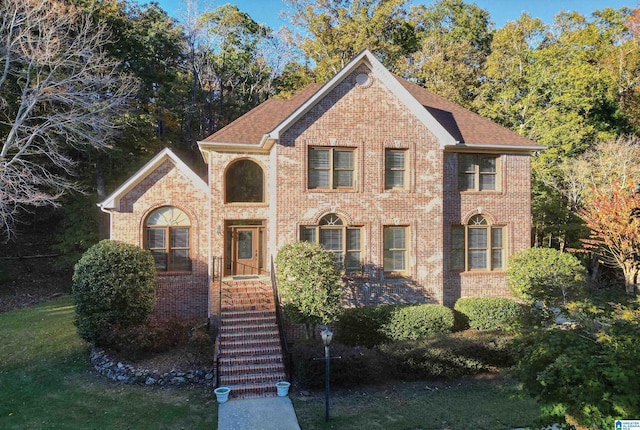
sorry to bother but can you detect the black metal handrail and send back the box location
[212,256,223,388]
[270,255,292,381]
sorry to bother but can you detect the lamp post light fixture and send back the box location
[321,328,333,422]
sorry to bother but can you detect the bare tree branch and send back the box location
[0,0,139,240]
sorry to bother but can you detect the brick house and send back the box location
[99,49,542,322]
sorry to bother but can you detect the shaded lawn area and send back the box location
[292,376,540,430]
[0,297,217,430]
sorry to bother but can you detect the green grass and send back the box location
[293,379,541,430]
[0,297,540,430]
[0,297,217,429]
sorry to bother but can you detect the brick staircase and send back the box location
[217,278,287,399]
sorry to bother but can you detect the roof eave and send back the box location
[446,143,546,152]
[98,148,209,211]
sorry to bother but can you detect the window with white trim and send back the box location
[452,215,505,271]
[308,148,355,189]
[145,206,191,272]
[301,214,362,271]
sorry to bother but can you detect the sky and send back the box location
[151,0,637,29]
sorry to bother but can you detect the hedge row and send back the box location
[454,297,522,330]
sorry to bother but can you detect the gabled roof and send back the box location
[98,148,209,211]
[198,49,542,154]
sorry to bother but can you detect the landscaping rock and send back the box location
[90,348,215,388]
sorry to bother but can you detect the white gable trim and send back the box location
[266,49,458,146]
[98,148,209,211]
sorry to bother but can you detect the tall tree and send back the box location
[195,4,277,133]
[580,182,640,295]
[283,0,416,81]
[0,0,137,239]
[398,0,493,107]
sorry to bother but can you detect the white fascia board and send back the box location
[446,143,546,152]
[197,140,271,155]
[97,148,209,211]
[267,50,373,141]
[266,49,458,147]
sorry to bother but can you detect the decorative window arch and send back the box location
[145,206,191,272]
[451,214,505,271]
[225,159,264,203]
[300,213,362,271]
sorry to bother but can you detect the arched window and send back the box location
[225,159,264,203]
[146,207,191,272]
[301,214,361,271]
[451,215,504,271]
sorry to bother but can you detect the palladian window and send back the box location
[145,206,191,272]
[452,215,504,272]
[301,214,362,271]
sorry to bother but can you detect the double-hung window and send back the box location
[385,149,407,190]
[308,148,355,189]
[146,206,192,272]
[301,214,362,271]
[458,154,499,191]
[452,215,504,271]
[383,226,408,273]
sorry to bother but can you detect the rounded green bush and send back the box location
[507,247,585,308]
[72,240,157,344]
[335,304,404,347]
[454,297,522,330]
[382,304,455,341]
[276,241,342,325]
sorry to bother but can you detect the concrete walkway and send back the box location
[218,396,301,430]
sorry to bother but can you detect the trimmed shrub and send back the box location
[291,340,393,388]
[454,297,522,330]
[72,240,157,345]
[379,330,516,380]
[276,241,342,326]
[334,304,405,347]
[507,247,585,309]
[382,304,454,341]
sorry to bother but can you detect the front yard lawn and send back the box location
[0,297,217,429]
[0,297,541,429]
[292,376,540,430]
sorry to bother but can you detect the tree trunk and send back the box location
[623,266,638,296]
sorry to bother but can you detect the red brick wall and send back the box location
[275,64,444,304]
[109,159,210,320]
[442,152,532,306]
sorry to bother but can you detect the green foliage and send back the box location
[514,300,640,428]
[382,304,454,341]
[72,240,157,344]
[334,304,405,347]
[276,241,342,325]
[378,330,515,379]
[102,319,213,362]
[507,247,585,310]
[0,262,9,285]
[454,297,522,330]
[291,341,391,389]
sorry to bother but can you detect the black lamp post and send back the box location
[321,328,333,422]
